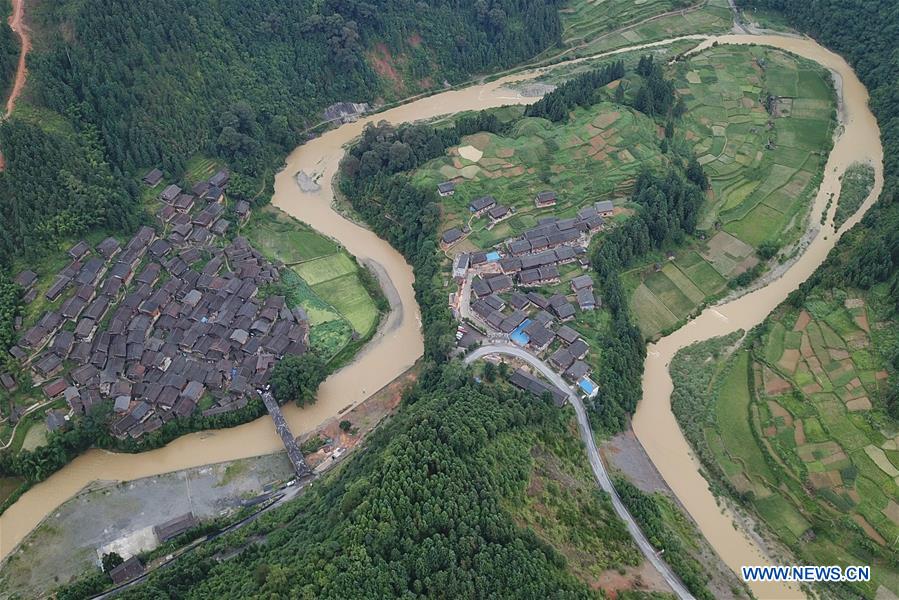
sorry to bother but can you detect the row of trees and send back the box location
[0,397,267,491]
[340,117,508,360]
[590,168,706,430]
[0,275,21,360]
[631,55,677,117]
[524,61,625,121]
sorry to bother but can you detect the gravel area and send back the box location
[0,453,293,598]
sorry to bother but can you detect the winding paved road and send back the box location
[465,344,695,600]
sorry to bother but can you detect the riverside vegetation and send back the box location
[2,0,894,597]
[659,2,899,594]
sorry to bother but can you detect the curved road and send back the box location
[465,344,695,600]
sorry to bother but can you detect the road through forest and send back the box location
[0,25,884,600]
[466,345,695,600]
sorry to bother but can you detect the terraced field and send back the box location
[556,0,733,58]
[677,45,835,243]
[413,101,663,249]
[627,45,836,337]
[693,290,899,596]
[560,0,691,45]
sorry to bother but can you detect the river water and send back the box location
[633,35,884,599]
[0,33,884,599]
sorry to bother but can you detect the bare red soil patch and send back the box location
[366,43,406,95]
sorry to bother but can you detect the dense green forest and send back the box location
[524,60,625,121]
[0,0,564,270]
[0,0,18,97]
[61,370,625,599]
[0,119,141,267]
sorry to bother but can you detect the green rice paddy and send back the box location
[627,45,835,337]
[686,289,898,597]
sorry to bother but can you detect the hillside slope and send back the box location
[0,0,563,269]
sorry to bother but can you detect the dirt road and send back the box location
[5,0,29,117]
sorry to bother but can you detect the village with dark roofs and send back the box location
[441,183,615,401]
[2,168,311,441]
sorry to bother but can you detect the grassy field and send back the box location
[244,207,340,264]
[246,207,382,356]
[674,286,899,598]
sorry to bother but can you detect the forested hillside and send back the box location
[61,370,635,599]
[0,0,563,269]
[0,0,18,97]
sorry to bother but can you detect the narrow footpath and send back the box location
[465,344,695,600]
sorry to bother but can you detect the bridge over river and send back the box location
[260,391,312,478]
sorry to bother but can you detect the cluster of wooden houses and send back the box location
[4,169,312,440]
[444,192,617,397]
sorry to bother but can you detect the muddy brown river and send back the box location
[634,35,884,599]
[0,33,884,600]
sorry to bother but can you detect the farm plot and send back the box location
[562,0,733,57]
[676,45,835,249]
[247,206,382,352]
[740,293,899,592]
[414,101,663,249]
[312,273,379,336]
[677,290,898,595]
[246,206,339,264]
[294,253,357,285]
[560,0,685,44]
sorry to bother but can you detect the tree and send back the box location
[757,239,780,260]
[270,354,327,406]
[483,361,497,382]
[339,419,352,432]
[686,157,709,190]
[613,82,626,104]
[102,552,124,574]
[498,361,509,378]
